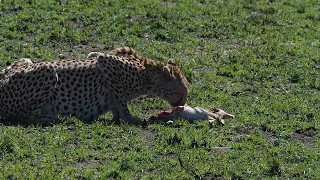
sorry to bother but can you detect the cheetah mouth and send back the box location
[171,93,185,107]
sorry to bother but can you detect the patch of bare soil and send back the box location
[199,173,225,180]
[75,160,99,168]
[261,124,279,145]
[261,125,317,147]
[194,66,214,73]
[232,126,253,142]
[161,1,176,8]
[73,42,102,53]
[57,43,104,60]
[290,127,317,147]
[141,128,155,147]
[72,21,84,31]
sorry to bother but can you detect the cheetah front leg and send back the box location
[106,92,141,124]
[116,107,142,124]
[111,108,121,124]
[110,98,142,125]
[112,106,142,124]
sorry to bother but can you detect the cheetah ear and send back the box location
[167,59,178,66]
[87,52,104,59]
[163,66,176,80]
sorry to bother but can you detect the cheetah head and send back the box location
[146,62,191,107]
[95,49,191,107]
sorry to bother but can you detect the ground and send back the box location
[0,0,319,179]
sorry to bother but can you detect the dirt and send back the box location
[290,127,317,147]
[55,43,104,61]
[72,21,84,31]
[74,159,99,168]
[73,42,102,53]
[263,126,317,147]
[161,1,176,8]
[141,128,156,147]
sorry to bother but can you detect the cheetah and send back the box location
[0,47,191,124]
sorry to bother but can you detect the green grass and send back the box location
[0,0,319,179]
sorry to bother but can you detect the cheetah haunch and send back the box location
[0,47,190,124]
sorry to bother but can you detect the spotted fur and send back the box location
[0,47,190,124]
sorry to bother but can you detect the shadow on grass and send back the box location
[0,116,152,128]
[0,117,113,127]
